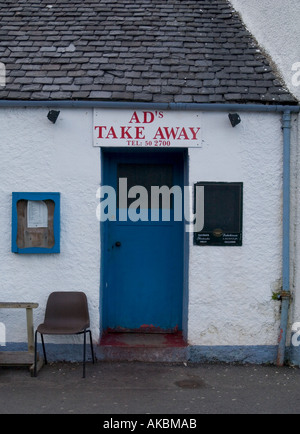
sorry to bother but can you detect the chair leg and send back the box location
[34,330,38,377]
[40,334,48,365]
[88,330,95,364]
[83,329,86,379]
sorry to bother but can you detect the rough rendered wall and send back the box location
[290,115,300,363]
[0,108,284,360]
[0,108,101,346]
[230,0,300,101]
[230,0,300,362]
[188,112,282,349]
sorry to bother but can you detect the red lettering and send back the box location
[189,127,201,140]
[178,128,189,140]
[106,127,118,139]
[94,126,107,139]
[121,126,133,139]
[135,126,145,139]
[153,127,165,140]
[143,111,155,124]
[163,127,179,140]
[129,112,140,124]
[96,123,200,142]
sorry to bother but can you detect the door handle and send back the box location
[115,241,122,247]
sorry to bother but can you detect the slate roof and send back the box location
[0,0,297,104]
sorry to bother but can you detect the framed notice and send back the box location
[194,182,243,246]
[12,192,60,254]
[27,201,48,228]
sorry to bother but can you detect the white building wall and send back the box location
[290,114,300,354]
[0,108,101,345]
[230,0,300,102]
[188,112,282,347]
[0,108,285,357]
[230,0,300,360]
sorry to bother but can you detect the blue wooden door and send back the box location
[102,151,184,333]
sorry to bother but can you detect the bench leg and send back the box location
[26,308,35,353]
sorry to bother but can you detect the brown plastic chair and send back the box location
[34,291,95,378]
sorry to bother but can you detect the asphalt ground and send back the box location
[0,361,300,415]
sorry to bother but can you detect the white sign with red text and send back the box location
[94,109,202,148]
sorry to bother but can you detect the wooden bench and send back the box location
[0,302,43,376]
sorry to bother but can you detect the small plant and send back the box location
[272,291,282,301]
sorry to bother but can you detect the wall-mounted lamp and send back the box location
[228,113,241,128]
[47,110,60,124]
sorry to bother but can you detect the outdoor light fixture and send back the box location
[47,110,60,124]
[228,113,241,128]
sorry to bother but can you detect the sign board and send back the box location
[27,200,48,228]
[94,109,202,148]
[194,182,243,246]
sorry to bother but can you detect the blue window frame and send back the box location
[12,192,60,254]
